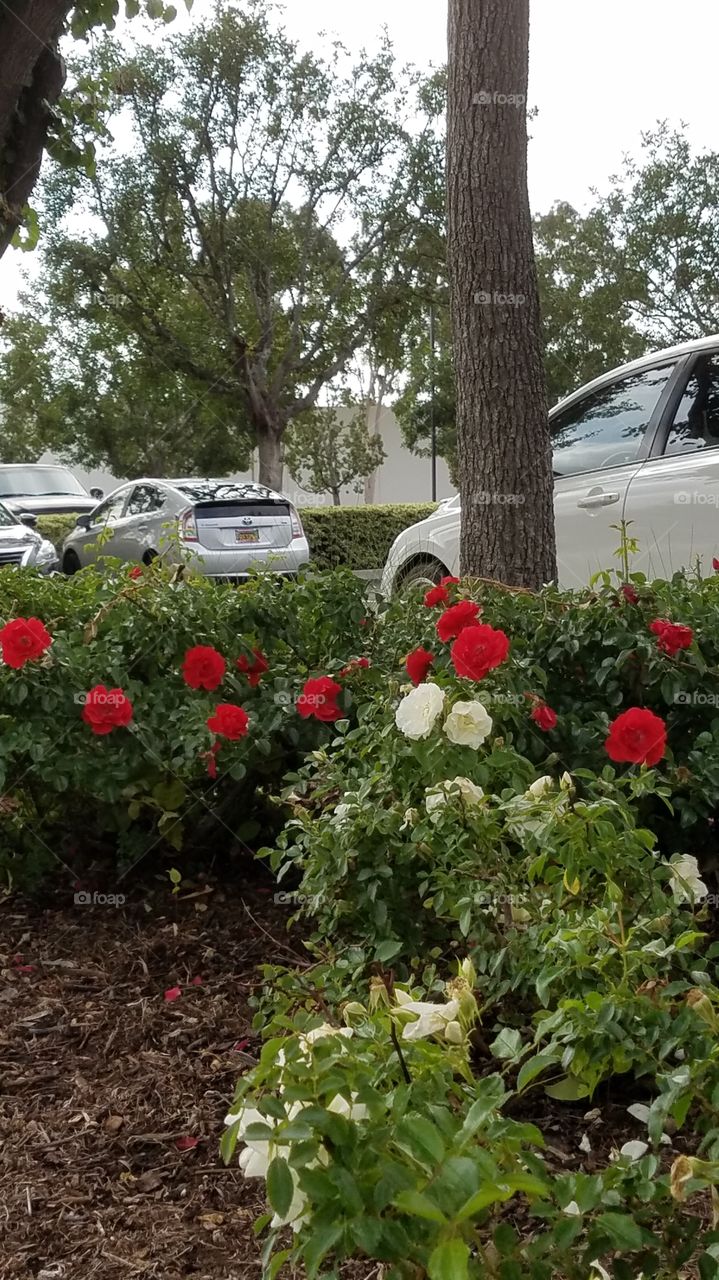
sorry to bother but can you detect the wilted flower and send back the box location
[394,989,462,1043]
[669,853,708,905]
[425,777,485,820]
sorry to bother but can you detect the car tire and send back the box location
[62,549,81,575]
[397,557,449,596]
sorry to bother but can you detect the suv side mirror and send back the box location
[75,513,92,530]
[18,511,37,528]
[90,487,104,500]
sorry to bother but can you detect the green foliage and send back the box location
[301,503,437,571]
[284,407,386,506]
[36,514,83,551]
[18,5,441,482]
[0,564,368,883]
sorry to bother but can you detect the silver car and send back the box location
[0,500,58,573]
[61,478,310,580]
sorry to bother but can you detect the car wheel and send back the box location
[62,549,81,575]
[397,557,448,597]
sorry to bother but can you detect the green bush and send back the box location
[0,563,370,882]
[299,502,437,571]
[37,513,79,551]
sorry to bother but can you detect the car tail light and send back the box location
[179,507,199,542]
[290,505,304,540]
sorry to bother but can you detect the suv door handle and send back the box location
[577,491,621,509]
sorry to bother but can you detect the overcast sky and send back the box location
[2,0,719,307]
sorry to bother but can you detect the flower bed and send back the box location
[222,568,719,1278]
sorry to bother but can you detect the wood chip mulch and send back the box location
[0,878,378,1280]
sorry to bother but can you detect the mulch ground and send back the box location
[0,875,702,1280]
[0,875,378,1280]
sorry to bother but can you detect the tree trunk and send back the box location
[257,429,283,491]
[447,0,557,589]
[0,0,68,258]
[331,487,341,506]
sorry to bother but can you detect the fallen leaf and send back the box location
[175,1136,199,1151]
[164,986,182,1002]
[104,1115,124,1134]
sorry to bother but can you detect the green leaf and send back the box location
[303,1223,343,1278]
[374,938,403,962]
[544,1077,590,1101]
[428,1238,470,1280]
[393,1190,448,1223]
[517,1053,558,1092]
[266,1157,294,1219]
[594,1212,644,1250]
[490,1027,523,1060]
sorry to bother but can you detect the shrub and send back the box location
[299,503,437,571]
[0,563,370,883]
[37,513,81,552]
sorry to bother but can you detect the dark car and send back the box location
[0,464,103,517]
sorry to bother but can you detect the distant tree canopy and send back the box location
[1,6,443,486]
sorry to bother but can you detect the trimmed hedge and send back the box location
[300,503,437,571]
[37,514,79,551]
[38,504,440,572]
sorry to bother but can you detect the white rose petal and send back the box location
[620,1140,649,1160]
[627,1103,652,1124]
[669,854,708,905]
[395,682,446,740]
[563,1200,582,1216]
[578,1132,592,1154]
[443,700,493,749]
[425,777,485,820]
[527,775,555,800]
[395,991,462,1041]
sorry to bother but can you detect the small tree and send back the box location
[284,409,385,506]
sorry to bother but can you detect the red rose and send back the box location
[82,685,134,735]
[0,617,52,669]
[236,648,269,687]
[206,703,249,740]
[128,566,143,580]
[182,645,226,691]
[531,703,557,731]
[340,657,371,676]
[424,577,460,608]
[620,584,639,605]
[450,623,510,680]
[714,558,719,572]
[605,707,667,767]
[405,646,434,685]
[649,619,693,657]
[297,676,342,722]
[436,600,482,643]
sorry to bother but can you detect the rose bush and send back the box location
[0,562,370,883]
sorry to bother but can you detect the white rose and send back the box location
[527,775,555,800]
[395,682,446,740]
[425,776,485,820]
[669,854,708,905]
[395,989,462,1041]
[443,700,493,749]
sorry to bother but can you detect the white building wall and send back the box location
[38,405,455,507]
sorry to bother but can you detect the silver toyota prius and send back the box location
[61,478,310,580]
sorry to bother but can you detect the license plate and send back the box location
[235,528,259,543]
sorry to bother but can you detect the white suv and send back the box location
[381,335,719,593]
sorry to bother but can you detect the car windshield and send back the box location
[0,502,19,528]
[0,467,87,497]
[175,481,274,503]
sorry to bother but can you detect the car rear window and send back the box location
[193,501,290,519]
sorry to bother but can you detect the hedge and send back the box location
[300,503,437,571]
[38,504,439,572]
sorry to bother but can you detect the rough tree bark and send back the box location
[447,0,557,589]
[257,429,284,492]
[0,0,68,258]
